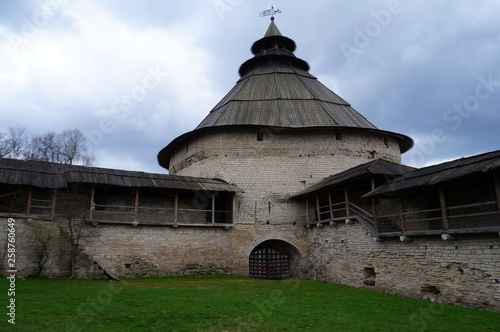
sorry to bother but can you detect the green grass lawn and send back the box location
[1,275,499,331]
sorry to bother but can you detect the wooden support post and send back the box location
[495,172,500,222]
[344,186,350,218]
[134,189,139,222]
[315,194,321,223]
[305,198,310,225]
[211,192,216,225]
[439,186,449,230]
[231,193,236,224]
[89,185,95,220]
[328,191,334,221]
[398,195,405,233]
[174,192,178,224]
[50,189,57,220]
[26,187,32,215]
[370,175,379,232]
[371,197,378,229]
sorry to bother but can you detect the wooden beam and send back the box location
[439,186,450,230]
[305,198,310,225]
[315,194,321,222]
[26,187,32,215]
[50,189,57,220]
[371,197,378,232]
[232,193,236,224]
[369,175,380,232]
[344,186,350,218]
[174,192,178,224]
[134,189,140,222]
[495,172,500,222]
[0,189,25,199]
[89,185,95,220]
[211,192,216,225]
[328,191,334,221]
[398,196,405,233]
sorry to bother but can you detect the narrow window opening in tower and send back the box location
[257,131,265,141]
[384,138,389,147]
[336,132,342,140]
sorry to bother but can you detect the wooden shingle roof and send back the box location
[0,158,243,192]
[292,159,415,198]
[196,64,375,129]
[365,150,500,197]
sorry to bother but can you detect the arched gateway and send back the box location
[249,240,300,279]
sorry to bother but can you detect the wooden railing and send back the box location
[307,194,500,237]
[92,203,232,226]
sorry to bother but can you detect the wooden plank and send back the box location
[315,194,321,222]
[344,186,350,217]
[50,189,57,220]
[211,192,215,225]
[134,189,139,221]
[370,175,380,233]
[328,191,334,220]
[305,198,310,225]
[26,187,32,215]
[89,185,95,220]
[174,192,178,224]
[398,196,405,233]
[0,189,25,199]
[232,192,236,224]
[439,186,449,230]
[371,197,378,229]
[495,172,500,221]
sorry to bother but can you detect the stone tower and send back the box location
[157,20,412,277]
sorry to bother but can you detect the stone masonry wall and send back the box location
[167,127,403,279]
[307,221,500,311]
[80,224,236,277]
[0,217,103,279]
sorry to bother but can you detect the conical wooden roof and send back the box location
[158,22,413,169]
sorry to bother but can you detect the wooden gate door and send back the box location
[249,246,290,279]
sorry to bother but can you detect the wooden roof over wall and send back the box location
[0,158,243,192]
[365,150,500,197]
[292,159,414,198]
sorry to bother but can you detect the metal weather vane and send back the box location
[259,6,281,20]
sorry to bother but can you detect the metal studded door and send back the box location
[249,246,290,279]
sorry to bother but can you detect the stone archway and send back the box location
[248,240,301,279]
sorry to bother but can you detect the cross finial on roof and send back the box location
[259,6,281,21]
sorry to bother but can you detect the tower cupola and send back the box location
[239,21,309,77]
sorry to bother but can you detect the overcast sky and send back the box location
[1,0,499,173]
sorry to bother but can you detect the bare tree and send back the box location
[26,131,60,163]
[1,127,95,166]
[56,186,99,278]
[0,132,8,158]
[58,129,94,166]
[0,126,29,158]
